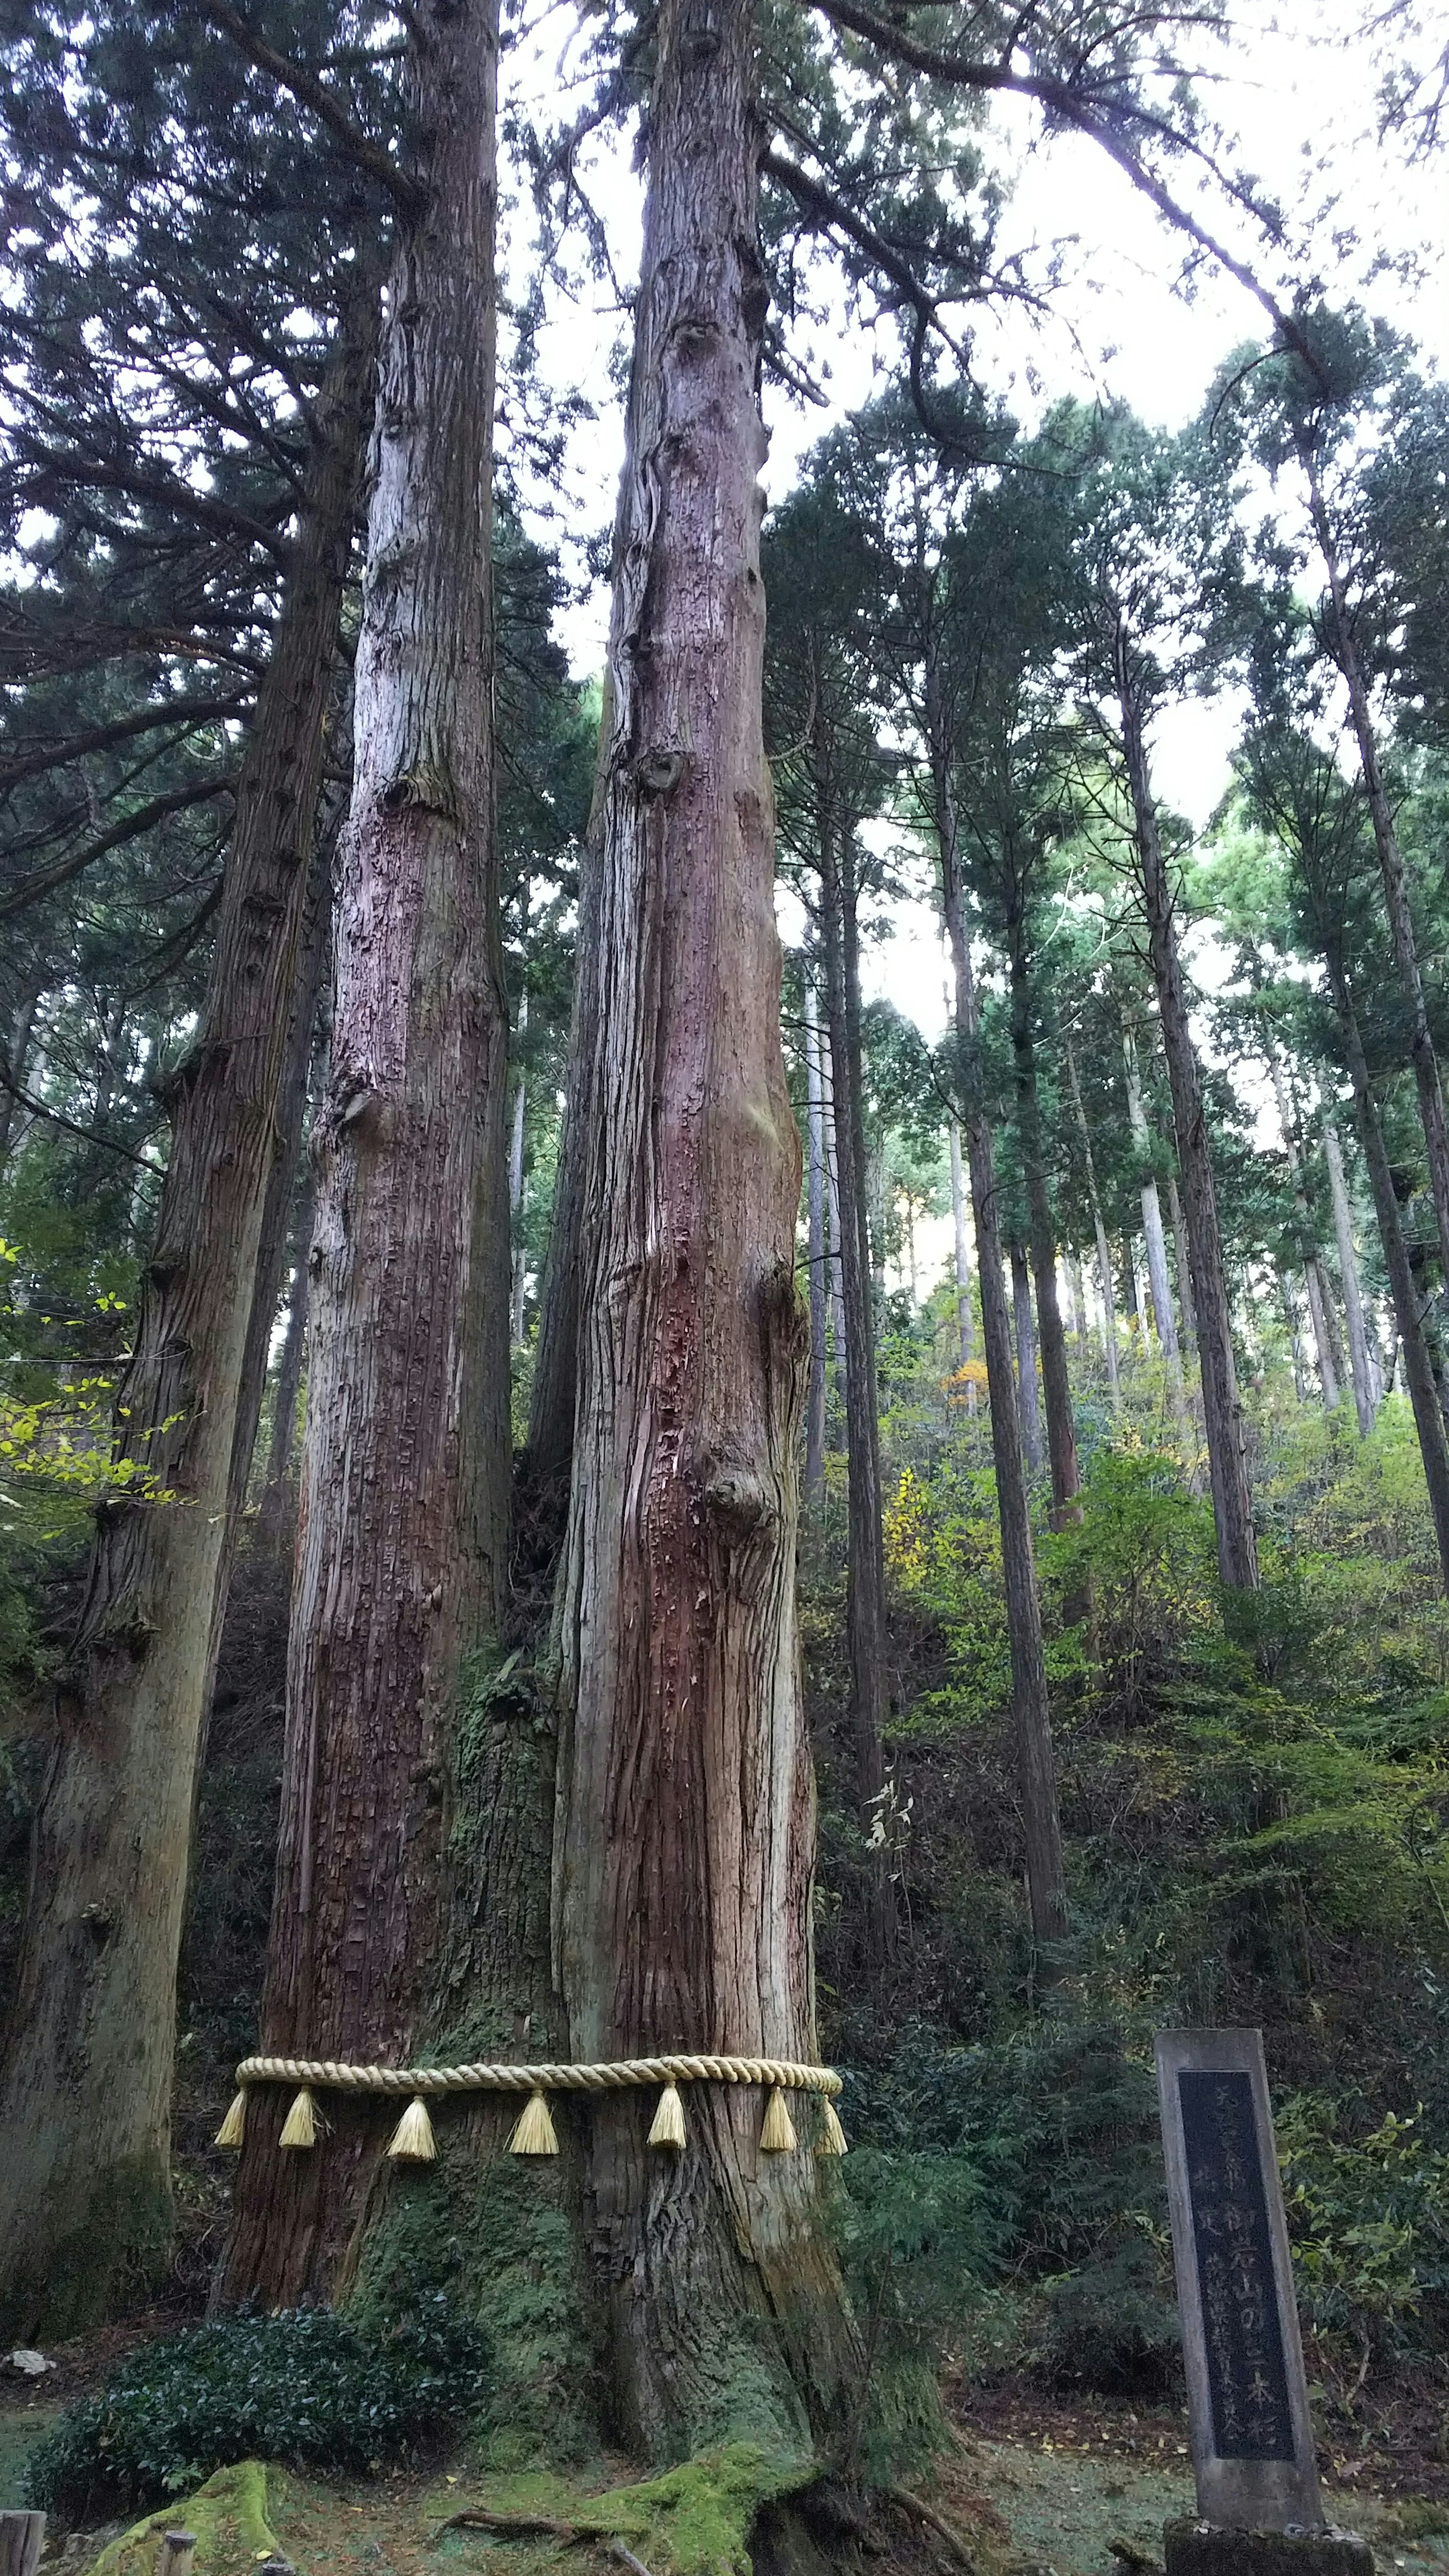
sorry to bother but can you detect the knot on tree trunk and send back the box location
[701,1460,777,1543]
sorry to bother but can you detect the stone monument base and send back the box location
[1165,2521,1374,2576]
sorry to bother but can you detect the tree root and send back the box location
[428,2509,656,2574]
[888,2486,978,2572]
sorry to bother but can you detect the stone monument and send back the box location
[1154,2029,1372,2576]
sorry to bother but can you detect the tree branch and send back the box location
[197,5,424,215]
[0,776,238,924]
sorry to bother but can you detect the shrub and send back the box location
[25,2295,493,2514]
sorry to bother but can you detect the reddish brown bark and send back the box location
[219,0,509,2305]
[548,0,858,2454]
[0,288,374,2340]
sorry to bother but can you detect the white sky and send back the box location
[504,0,1448,1083]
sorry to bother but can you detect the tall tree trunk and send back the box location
[1280,1270,1307,1403]
[0,987,40,1171]
[803,979,828,1504]
[527,740,605,1499]
[1007,928,1078,1524]
[947,1113,976,1394]
[229,804,335,1531]
[1123,1029,1194,1458]
[931,759,1068,1948]
[1117,640,1258,1592]
[0,288,375,2340]
[545,0,859,2456]
[1268,1058,1340,1410]
[824,1094,847,1414]
[1323,1117,1377,1437]
[1010,1238,1046,1477]
[219,0,511,2305]
[509,992,529,1350]
[1304,448,1449,1293]
[820,825,894,1939]
[257,1176,314,1547]
[1066,1038,1121,1411]
[1324,939,1449,1592]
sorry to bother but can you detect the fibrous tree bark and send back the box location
[1323,1118,1377,1437]
[546,0,859,2454]
[0,286,375,2339]
[219,0,511,2304]
[1117,637,1258,1592]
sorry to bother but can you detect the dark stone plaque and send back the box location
[1178,2070,1294,2463]
[1155,2028,1323,2531]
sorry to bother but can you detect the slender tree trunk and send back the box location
[1324,1117,1377,1437]
[257,1176,314,1547]
[0,288,375,2340]
[1118,641,1257,1592]
[229,804,335,1532]
[1010,1239,1046,1477]
[1305,450,1449,1292]
[0,989,40,1171]
[1066,1255,1088,1343]
[820,825,894,1920]
[803,980,828,1503]
[1325,940,1449,1592]
[1007,930,1078,1524]
[527,739,605,1498]
[1281,1270,1307,1403]
[544,0,859,2455]
[509,993,529,1350]
[1067,1038,1121,1411]
[1268,1058,1340,1410]
[932,761,1068,1948]
[219,0,511,2304]
[1124,1029,1194,1460]
[823,1094,847,1414]
[947,1113,976,1395]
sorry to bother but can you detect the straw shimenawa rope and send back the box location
[215,2053,846,2163]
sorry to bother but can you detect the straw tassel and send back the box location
[278,2087,318,2149]
[648,2083,687,2149]
[214,2090,247,2150]
[817,2097,848,2156]
[387,2096,437,2162]
[509,2089,559,2155]
[759,2086,797,2153]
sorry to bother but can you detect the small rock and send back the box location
[6,2349,55,2377]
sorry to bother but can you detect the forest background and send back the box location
[3,0,1449,2553]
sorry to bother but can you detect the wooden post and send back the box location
[0,2512,46,2576]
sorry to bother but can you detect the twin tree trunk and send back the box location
[0,292,374,2339]
[546,0,858,2451]
[1117,641,1258,1595]
[220,0,512,2301]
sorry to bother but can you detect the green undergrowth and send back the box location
[27,2298,492,2513]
